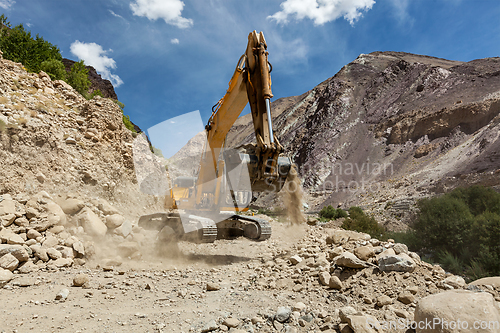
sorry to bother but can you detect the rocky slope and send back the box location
[62,58,118,100]
[227,52,500,227]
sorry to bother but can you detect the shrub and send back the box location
[397,185,500,279]
[89,89,103,99]
[67,60,90,97]
[123,114,136,133]
[341,206,385,239]
[40,59,67,81]
[414,195,473,256]
[319,205,347,220]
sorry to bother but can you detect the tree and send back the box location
[0,22,61,73]
[67,60,90,96]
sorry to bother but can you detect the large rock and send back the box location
[0,252,19,271]
[30,244,49,262]
[326,230,350,245]
[335,251,370,268]
[45,201,67,225]
[57,198,85,215]
[105,214,125,229]
[354,246,375,261]
[443,275,466,289]
[75,207,107,237]
[469,276,500,288]
[0,197,16,216]
[0,244,29,262]
[415,290,500,333]
[0,268,14,286]
[319,271,330,286]
[346,314,379,333]
[378,253,416,272]
[98,199,120,215]
[113,219,132,238]
[6,233,24,245]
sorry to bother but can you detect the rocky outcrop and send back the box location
[62,58,117,100]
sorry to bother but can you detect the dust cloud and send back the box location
[282,164,306,225]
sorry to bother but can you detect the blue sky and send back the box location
[1,0,500,156]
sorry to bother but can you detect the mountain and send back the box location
[227,51,500,228]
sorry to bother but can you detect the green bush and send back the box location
[89,89,103,99]
[341,206,385,239]
[318,205,347,220]
[67,60,90,96]
[40,59,66,81]
[397,185,500,279]
[122,114,136,133]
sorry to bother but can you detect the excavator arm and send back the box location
[195,31,291,208]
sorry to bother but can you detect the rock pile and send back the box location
[0,190,149,287]
[219,226,500,333]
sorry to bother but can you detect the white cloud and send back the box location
[109,9,124,20]
[70,41,124,88]
[170,38,180,44]
[0,0,15,9]
[130,0,193,29]
[268,0,375,26]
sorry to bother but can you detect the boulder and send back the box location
[354,245,375,261]
[0,252,19,271]
[1,214,16,227]
[329,275,343,289]
[105,214,125,229]
[57,198,85,215]
[6,233,24,245]
[335,252,370,268]
[276,307,292,323]
[42,235,59,248]
[0,268,14,286]
[378,253,416,272]
[443,275,466,289]
[75,207,107,237]
[223,317,240,328]
[98,199,120,215]
[346,314,379,333]
[392,243,408,254]
[30,244,49,262]
[46,248,62,260]
[414,290,500,333]
[113,219,132,238]
[319,271,330,286]
[0,197,16,216]
[326,230,349,245]
[469,276,500,288]
[0,244,29,262]
[46,202,67,225]
[290,255,303,265]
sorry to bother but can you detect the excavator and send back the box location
[138,31,292,244]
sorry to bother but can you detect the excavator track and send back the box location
[215,214,272,241]
[138,212,217,243]
[184,215,218,243]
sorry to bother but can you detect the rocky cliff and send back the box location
[227,52,500,226]
[62,58,117,100]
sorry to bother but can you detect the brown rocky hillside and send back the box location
[227,51,500,227]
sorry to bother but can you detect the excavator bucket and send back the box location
[223,148,292,193]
